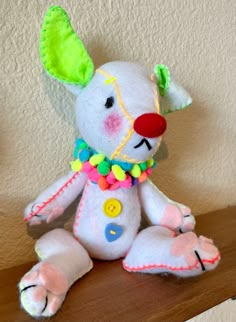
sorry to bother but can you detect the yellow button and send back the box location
[103,198,122,218]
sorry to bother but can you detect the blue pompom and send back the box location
[73,147,79,159]
[79,149,90,162]
[152,161,157,168]
[75,138,84,148]
[112,160,132,171]
[121,162,133,171]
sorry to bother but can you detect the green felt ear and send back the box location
[154,64,170,97]
[40,6,94,86]
[154,64,192,115]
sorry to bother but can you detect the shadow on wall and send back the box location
[41,72,76,128]
[153,98,209,213]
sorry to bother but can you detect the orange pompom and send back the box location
[98,177,109,191]
[138,171,148,183]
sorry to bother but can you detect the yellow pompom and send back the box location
[147,159,154,167]
[112,165,126,181]
[130,164,141,178]
[90,154,105,166]
[70,160,82,172]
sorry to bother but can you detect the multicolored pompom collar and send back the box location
[70,138,157,191]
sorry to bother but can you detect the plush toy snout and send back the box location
[134,113,167,138]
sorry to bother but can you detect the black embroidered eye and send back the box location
[105,96,114,109]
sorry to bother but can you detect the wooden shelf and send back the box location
[0,207,235,321]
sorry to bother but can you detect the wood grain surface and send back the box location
[0,207,235,322]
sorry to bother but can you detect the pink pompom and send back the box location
[120,175,132,188]
[109,181,120,190]
[82,161,93,172]
[146,168,152,176]
[106,171,116,184]
[88,168,100,181]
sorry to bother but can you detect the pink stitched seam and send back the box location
[24,172,80,222]
[122,253,220,272]
[73,180,90,235]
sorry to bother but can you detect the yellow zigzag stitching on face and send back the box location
[111,128,135,160]
[118,153,144,163]
[120,136,162,163]
[97,68,134,160]
[154,85,160,114]
[97,69,133,123]
[104,76,117,84]
[150,74,160,114]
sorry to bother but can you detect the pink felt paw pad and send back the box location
[20,262,68,317]
[32,285,47,302]
[171,232,220,267]
[38,262,68,296]
[171,232,198,265]
[48,296,63,314]
[46,207,65,223]
[160,204,182,229]
[199,236,217,253]
[171,232,198,256]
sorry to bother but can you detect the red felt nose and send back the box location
[134,113,167,138]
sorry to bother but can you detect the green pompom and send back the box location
[98,161,111,176]
[139,162,147,171]
[79,142,89,149]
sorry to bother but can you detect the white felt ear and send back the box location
[154,65,192,115]
[64,84,83,96]
[160,77,192,115]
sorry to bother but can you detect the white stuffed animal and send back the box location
[19,6,220,318]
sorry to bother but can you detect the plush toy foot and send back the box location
[161,204,196,233]
[19,261,69,318]
[123,227,220,277]
[170,233,220,275]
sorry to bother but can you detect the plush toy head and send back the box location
[40,6,192,164]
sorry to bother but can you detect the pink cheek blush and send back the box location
[103,113,123,136]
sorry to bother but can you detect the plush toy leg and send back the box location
[123,227,220,277]
[19,229,93,318]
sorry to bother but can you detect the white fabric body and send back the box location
[20,61,219,318]
[73,180,141,260]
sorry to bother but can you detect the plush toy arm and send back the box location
[24,171,87,225]
[138,179,196,233]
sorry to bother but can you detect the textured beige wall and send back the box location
[0,0,235,269]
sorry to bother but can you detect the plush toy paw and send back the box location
[19,261,68,318]
[160,204,196,233]
[24,202,65,225]
[171,232,220,275]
